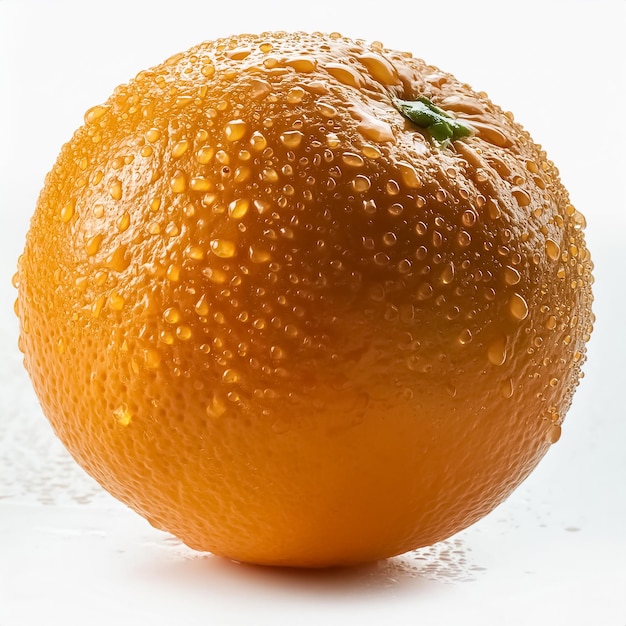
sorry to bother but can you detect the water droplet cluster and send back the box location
[17,31,592,445]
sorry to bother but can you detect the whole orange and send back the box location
[16,32,593,567]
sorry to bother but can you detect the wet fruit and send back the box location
[15,32,593,567]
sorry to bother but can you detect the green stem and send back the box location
[393,96,474,146]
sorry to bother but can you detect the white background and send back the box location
[1,1,625,624]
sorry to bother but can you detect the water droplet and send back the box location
[228,198,249,219]
[387,203,403,217]
[144,349,161,370]
[380,301,399,323]
[104,245,129,272]
[249,78,272,99]
[285,86,306,104]
[234,166,251,183]
[203,267,228,284]
[225,119,247,142]
[84,104,108,125]
[503,265,521,285]
[415,221,427,236]
[163,307,181,324]
[222,368,241,383]
[249,245,271,263]
[386,180,400,196]
[416,282,433,301]
[108,179,123,201]
[373,252,390,266]
[108,292,125,311]
[166,264,181,282]
[145,128,161,143]
[342,152,364,168]
[160,330,175,345]
[461,210,477,227]
[174,95,193,109]
[253,318,266,330]
[545,238,561,261]
[457,230,471,247]
[270,345,286,360]
[280,323,298,339]
[172,139,190,158]
[357,52,399,84]
[184,245,204,261]
[382,232,397,246]
[262,168,279,182]
[249,131,267,151]
[280,130,304,149]
[170,171,186,193]
[325,62,363,87]
[361,144,382,159]
[201,62,215,78]
[190,177,212,192]
[415,245,428,261]
[500,377,514,398]
[525,160,539,173]
[355,109,395,143]
[405,355,421,372]
[148,197,161,213]
[488,335,507,365]
[545,423,562,444]
[368,283,385,301]
[94,270,108,287]
[196,145,214,164]
[362,199,377,214]
[512,188,531,207]
[397,259,412,274]
[318,102,338,118]
[351,174,371,192]
[440,261,455,285]
[271,416,293,434]
[210,239,237,258]
[176,325,192,341]
[509,293,529,321]
[397,162,421,189]
[486,198,502,219]
[115,211,130,233]
[85,233,104,256]
[206,394,227,418]
[194,294,209,316]
[113,405,132,426]
[285,56,317,72]
[458,329,473,345]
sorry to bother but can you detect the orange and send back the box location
[15,32,593,567]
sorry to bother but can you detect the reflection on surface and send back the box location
[138,532,484,596]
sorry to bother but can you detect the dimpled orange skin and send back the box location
[17,32,593,567]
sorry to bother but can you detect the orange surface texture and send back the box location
[16,32,593,567]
